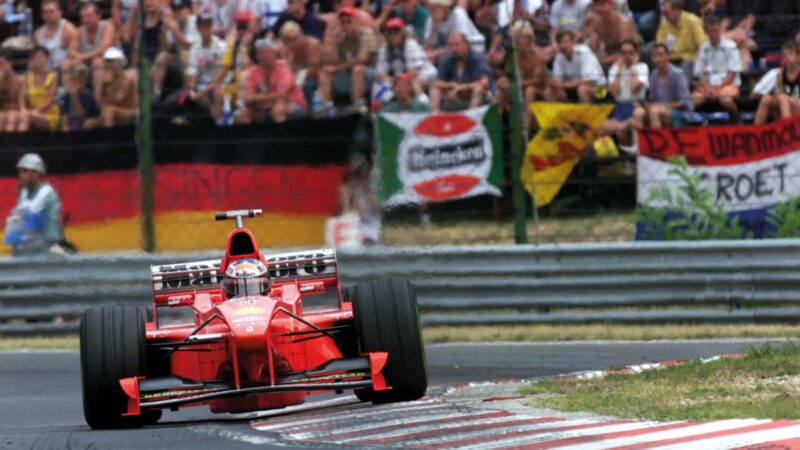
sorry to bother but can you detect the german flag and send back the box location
[0,116,369,254]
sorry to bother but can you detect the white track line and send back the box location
[458,422,664,450]
[645,424,800,450]
[401,419,601,447]
[552,419,770,450]
[286,410,487,440]
[253,399,442,430]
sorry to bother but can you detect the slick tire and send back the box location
[80,305,161,429]
[351,277,427,404]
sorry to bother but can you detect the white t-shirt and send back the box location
[753,68,780,96]
[377,38,438,81]
[608,61,649,101]
[436,6,485,53]
[553,44,605,85]
[548,0,590,31]
[693,38,741,86]
[186,35,228,90]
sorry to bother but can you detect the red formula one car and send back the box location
[79,209,427,429]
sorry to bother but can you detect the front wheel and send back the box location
[351,277,427,403]
[80,305,160,429]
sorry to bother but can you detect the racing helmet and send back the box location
[222,258,271,298]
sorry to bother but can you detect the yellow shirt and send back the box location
[656,11,707,62]
[26,71,60,130]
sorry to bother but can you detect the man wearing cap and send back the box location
[185,14,228,122]
[98,47,139,127]
[4,154,63,257]
[426,0,485,62]
[376,0,430,44]
[272,0,326,40]
[376,17,437,85]
[318,6,378,112]
[239,39,307,123]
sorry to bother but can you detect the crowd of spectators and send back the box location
[0,0,799,132]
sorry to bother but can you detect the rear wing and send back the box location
[150,249,338,299]
[266,248,338,284]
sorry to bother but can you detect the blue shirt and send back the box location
[648,64,693,111]
[59,90,100,131]
[437,49,495,92]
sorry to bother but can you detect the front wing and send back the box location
[119,353,389,416]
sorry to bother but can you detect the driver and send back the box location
[222,258,271,298]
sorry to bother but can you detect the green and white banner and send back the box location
[376,105,504,206]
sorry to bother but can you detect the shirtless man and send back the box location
[582,0,637,67]
[0,49,23,132]
[278,20,322,107]
[65,2,117,100]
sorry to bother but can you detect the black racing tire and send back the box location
[351,277,427,404]
[80,305,159,429]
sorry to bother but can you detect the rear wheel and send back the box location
[80,305,161,429]
[351,277,427,403]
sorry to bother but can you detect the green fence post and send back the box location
[137,0,155,252]
[506,32,528,244]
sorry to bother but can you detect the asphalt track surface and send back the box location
[0,339,787,450]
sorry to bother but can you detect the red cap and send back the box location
[385,17,404,30]
[338,6,357,17]
[234,10,253,23]
[394,72,414,84]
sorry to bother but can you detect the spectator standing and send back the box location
[66,2,117,101]
[35,0,77,71]
[377,0,430,44]
[19,46,60,132]
[4,153,63,257]
[239,39,307,123]
[0,49,22,132]
[321,0,379,46]
[148,0,200,99]
[318,7,378,112]
[185,14,227,122]
[494,22,547,128]
[755,41,800,124]
[376,18,437,88]
[550,29,605,103]
[495,0,550,35]
[633,43,692,128]
[98,47,138,127]
[272,0,326,40]
[582,0,637,67]
[548,0,590,35]
[127,0,167,72]
[207,10,257,124]
[691,15,741,123]
[656,0,706,79]
[382,72,431,111]
[429,31,493,112]
[426,0,485,62]
[278,20,322,107]
[60,64,101,130]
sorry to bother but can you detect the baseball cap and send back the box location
[172,0,192,9]
[234,10,253,23]
[394,72,414,84]
[338,6,357,17]
[385,17,404,30]
[16,153,46,175]
[197,13,213,25]
[102,47,126,63]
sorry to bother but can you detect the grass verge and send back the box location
[382,212,634,246]
[2,324,799,351]
[422,324,800,343]
[521,343,800,420]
